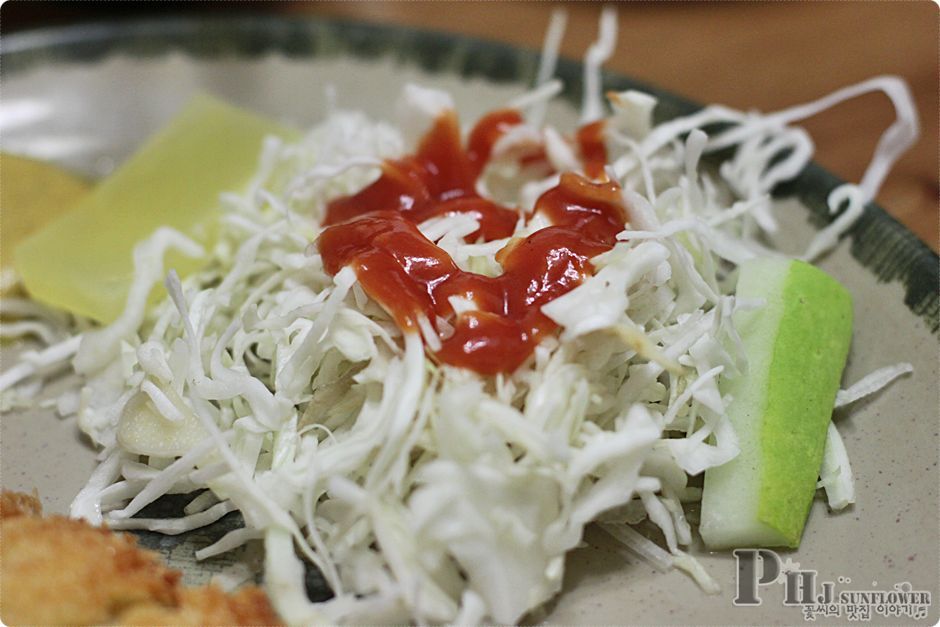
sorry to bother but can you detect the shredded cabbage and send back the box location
[1,9,920,625]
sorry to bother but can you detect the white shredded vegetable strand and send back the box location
[581,7,617,124]
[0,334,81,392]
[835,362,914,408]
[106,500,237,535]
[818,421,855,510]
[527,8,568,127]
[4,18,919,624]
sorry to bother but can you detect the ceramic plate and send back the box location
[2,15,938,625]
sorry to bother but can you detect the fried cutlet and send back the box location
[0,491,43,518]
[0,490,281,626]
[117,585,281,625]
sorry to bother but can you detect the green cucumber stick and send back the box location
[699,258,852,549]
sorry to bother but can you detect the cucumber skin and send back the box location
[699,258,852,549]
[758,260,852,546]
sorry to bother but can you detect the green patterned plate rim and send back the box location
[3,14,937,332]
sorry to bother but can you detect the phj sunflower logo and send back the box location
[733,549,932,621]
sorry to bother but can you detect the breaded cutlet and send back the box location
[0,490,281,626]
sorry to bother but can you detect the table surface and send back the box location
[295,2,939,251]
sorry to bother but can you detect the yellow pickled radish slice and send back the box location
[1,153,91,294]
[15,94,297,322]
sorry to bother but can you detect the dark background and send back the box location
[3,1,250,29]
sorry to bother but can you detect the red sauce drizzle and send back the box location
[319,109,624,374]
[325,109,523,241]
[576,120,608,180]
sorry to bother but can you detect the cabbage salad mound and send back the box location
[1,9,919,625]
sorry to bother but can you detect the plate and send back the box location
[2,15,938,625]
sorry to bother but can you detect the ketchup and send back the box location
[319,108,625,374]
[576,120,608,180]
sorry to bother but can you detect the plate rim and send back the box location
[2,13,937,333]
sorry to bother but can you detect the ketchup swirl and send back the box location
[319,109,626,374]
